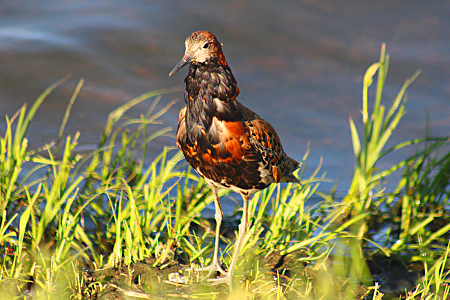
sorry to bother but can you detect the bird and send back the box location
[169,31,300,287]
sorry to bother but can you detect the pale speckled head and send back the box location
[169,31,227,77]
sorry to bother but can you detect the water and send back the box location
[1,0,449,199]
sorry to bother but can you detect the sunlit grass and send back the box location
[1,45,449,299]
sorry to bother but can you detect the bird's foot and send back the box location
[193,262,227,280]
[205,274,232,286]
[206,273,235,292]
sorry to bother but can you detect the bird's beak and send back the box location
[169,54,192,77]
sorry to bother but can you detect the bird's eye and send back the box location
[203,43,209,49]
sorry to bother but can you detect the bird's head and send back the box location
[169,31,227,77]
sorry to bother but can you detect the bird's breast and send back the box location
[177,105,274,191]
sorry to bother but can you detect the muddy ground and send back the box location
[77,252,420,300]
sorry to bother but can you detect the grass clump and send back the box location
[1,45,450,300]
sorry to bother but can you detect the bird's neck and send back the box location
[184,58,242,126]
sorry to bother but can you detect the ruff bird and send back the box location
[169,31,300,287]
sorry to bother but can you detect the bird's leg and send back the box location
[207,193,249,289]
[194,185,227,277]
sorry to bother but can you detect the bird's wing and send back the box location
[243,106,300,183]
